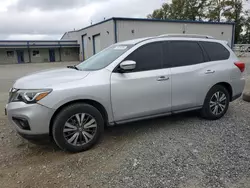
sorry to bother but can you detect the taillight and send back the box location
[234,61,245,72]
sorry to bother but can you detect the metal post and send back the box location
[27,41,31,63]
[58,41,62,62]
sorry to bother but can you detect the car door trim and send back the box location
[114,106,202,125]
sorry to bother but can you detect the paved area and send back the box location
[0,60,250,188]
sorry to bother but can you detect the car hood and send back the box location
[13,68,90,89]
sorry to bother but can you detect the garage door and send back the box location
[82,35,87,60]
[93,34,101,54]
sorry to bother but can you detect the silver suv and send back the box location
[6,35,245,153]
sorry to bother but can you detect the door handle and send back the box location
[205,70,215,74]
[157,76,169,81]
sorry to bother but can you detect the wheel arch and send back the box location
[210,82,233,101]
[49,99,109,137]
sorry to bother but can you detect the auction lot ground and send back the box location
[0,59,250,188]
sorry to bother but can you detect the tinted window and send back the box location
[201,42,230,61]
[124,42,162,72]
[164,41,204,68]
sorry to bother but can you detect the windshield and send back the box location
[77,44,133,71]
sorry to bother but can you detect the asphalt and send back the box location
[0,59,249,188]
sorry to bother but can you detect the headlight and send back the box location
[9,89,52,104]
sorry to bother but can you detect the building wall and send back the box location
[0,49,29,64]
[0,49,17,64]
[61,48,79,62]
[116,20,233,46]
[23,49,30,63]
[0,47,79,64]
[77,20,115,60]
[55,48,60,62]
[72,19,233,60]
[30,48,79,63]
[30,48,50,63]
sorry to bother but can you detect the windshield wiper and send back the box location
[67,65,79,70]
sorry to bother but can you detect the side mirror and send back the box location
[119,60,136,72]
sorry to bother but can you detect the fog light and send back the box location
[12,117,30,130]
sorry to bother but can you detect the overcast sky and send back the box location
[0,0,165,40]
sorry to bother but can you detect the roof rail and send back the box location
[158,34,214,39]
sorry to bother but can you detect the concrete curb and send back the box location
[242,91,250,102]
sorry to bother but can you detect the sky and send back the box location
[0,0,166,40]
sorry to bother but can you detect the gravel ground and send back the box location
[0,60,250,188]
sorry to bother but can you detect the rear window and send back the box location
[201,42,230,61]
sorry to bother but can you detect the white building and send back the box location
[61,17,235,61]
[0,40,80,64]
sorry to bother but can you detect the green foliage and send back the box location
[147,0,208,20]
[240,16,250,43]
[148,0,250,44]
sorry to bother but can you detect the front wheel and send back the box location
[201,85,230,120]
[52,103,104,153]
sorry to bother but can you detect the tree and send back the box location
[148,0,250,44]
[206,0,227,21]
[206,0,249,43]
[223,0,246,43]
[147,0,208,20]
[239,15,250,43]
[147,3,172,19]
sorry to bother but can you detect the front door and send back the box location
[49,49,55,62]
[111,42,171,122]
[16,50,24,64]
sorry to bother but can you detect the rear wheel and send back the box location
[201,85,230,120]
[52,103,104,153]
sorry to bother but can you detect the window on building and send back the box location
[33,50,40,57]
[164,41,204,68]
[201,41,230,61]
[124,42,163,72]
[6,51,14,58]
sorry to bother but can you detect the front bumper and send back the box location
[6,102,55,136]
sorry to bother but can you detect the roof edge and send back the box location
[62,18,114,36]
[113,17,235,25]
[0,40,78,42]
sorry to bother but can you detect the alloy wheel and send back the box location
[209,91,227,115]
[63,113,97,146]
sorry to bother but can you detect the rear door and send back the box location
[111,42,171,121]
[164,40,208,111]
[199,41,236,95]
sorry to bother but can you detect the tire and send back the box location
[201,85,230,120]
[52,103,104,153]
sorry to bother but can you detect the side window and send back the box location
[124,42,162,72]
[164,41,204,68]
[201,41,230,61]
